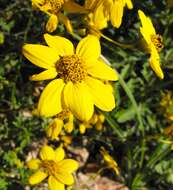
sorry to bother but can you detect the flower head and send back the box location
[46,109,74,140]
[27,145,78,190]
[31,0,86,32]
[85,0,133,30]
[79,113,105,134]
[22,34,118,121]
[138,10,164,79]
[100,147,119,175]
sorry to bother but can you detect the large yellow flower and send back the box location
[22,34,118,121]
[85,0,133,30]
[32,0,87,32]
[138,10,164,79]
[27,145,78,190]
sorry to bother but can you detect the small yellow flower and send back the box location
[27,145,78,190]
[100,147,119,175]
[46,118,64,140]
[64,113,74,133]
[31,0,87,32]
[138,10,164,79]
[85,0,133,30]
[46,109,74,140]
[79,113,105,134]
[79,123,91,134]
[85,0,109,31]
[22,34,118,121]
[60,134,73,147]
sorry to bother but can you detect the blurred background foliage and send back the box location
[1,0,173,189]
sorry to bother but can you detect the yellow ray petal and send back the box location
[40,145,55,160]
[110,0,124,28]
[48,176,65,190]
[138,10,156,36]
[55,146,65,162]
[38,79,65,117]
[44,33,74,56]
[55,172,74,185]
[30,68,57,81]
[22,44,59,69]
[76,35,101,67]
[124,0,133,9]
[85,77,115,111]
[87,60,118,81]
[57,159,79,173]
[63,82,94,121]
[27,159,41,170]
[63,1,88,13]
[46,118,63,140]
[46,14,58,33]
[149,45,164,79]
[93,4,108,30]
[29,170,48,185]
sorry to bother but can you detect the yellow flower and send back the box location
[27,145,78,190]
[59,134,73,147]
[85,0,133,30]
[46,118,64,140]
[79,113,105,134]
[138,10,164,79]
[22,34,118,121]
[46,109,74,140]
[100,147,119,175]
[85,0,109,31]
[31,0,87,32]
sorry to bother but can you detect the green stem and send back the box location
[117,73,145,168]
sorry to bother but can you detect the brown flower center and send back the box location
[41,160,60,179]
[151,34,164,52]
[45,0,64,14]
[56,55,87,83]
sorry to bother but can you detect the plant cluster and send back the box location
[1,0,173,189]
